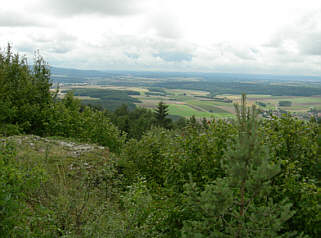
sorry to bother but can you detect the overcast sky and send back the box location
[1,0,321,75]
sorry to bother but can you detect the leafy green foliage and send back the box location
[110,104,186,140]
[45,92,125,153]
[262,115,321,236]
[118,97,320,237]
[111,104,155,140]
[1,46,320,237]
[1,104,320,237]
[0,45,124,152]
[0,44,54,135]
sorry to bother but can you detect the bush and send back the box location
[0,123,21,136]
[262,115,321,236]
[43,92,125,153]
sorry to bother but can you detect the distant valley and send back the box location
[52,67,321,119]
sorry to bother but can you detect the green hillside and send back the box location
[1,45,321,238]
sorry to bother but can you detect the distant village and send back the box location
[259,105,321,121]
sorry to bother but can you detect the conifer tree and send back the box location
[182,94,297,237]
[154,101,171,129]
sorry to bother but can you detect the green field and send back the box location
[186,100,232,113]
[168,104,233,118]
[131,87,234,118]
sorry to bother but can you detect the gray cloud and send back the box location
[299,32,321,56]
[215,43,259,60]
[0,10,45,27]
[148,12,183,39]
[34,34,196,70]
[39,0,146,16]
[46,44,73,54]
[31,31,77,44]
[96,34,195,62]
[16,42,73,55]
[9,29,320,75]
[266,10,321,56]
[15,31,77,55]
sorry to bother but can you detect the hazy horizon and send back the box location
[50,65,321,79]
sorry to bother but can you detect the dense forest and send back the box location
[153,80,321,97]
[69,88,141,111]
[1,46,321,237]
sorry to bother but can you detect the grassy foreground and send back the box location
[1,135,131,237]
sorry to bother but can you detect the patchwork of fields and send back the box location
[224,94,321,113]
[61,84,321,119]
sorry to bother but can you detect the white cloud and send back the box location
[1,0,320,75]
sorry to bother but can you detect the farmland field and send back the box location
[167,104,233,118]
[59,84,321,119]
[218,94,321,113]
[55,69,321,119]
